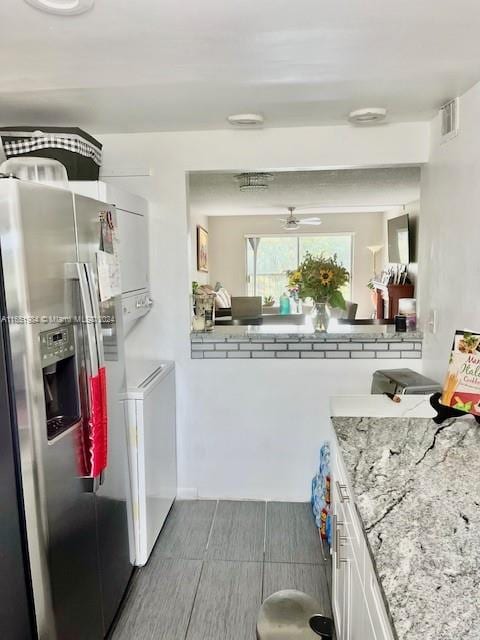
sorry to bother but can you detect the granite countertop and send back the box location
[332,415,480,640]
[192,321,423,342]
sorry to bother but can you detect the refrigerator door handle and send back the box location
[80,475,101,493]
[85,262,105,370]
[85,263,107,487]
[75,262,99,377]
[65,261,99,377]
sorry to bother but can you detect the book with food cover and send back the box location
[441,330,480,416]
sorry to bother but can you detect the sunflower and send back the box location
[287,252,349,310]
[318,269,334,285]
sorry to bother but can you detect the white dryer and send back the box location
[69,180,152,335]
[123,360,177,565]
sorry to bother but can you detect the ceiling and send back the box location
[1,1,480,133]
[189,167,421,217]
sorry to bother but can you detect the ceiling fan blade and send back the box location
[291,204,325,211]
[299,218,322,225]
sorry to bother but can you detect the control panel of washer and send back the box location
[122,291,153,317]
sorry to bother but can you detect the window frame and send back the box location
[245,232,355,299]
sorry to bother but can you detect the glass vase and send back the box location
[311,300,330,332]
[193,293,216,331]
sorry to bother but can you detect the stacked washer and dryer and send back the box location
[71,180,177,566]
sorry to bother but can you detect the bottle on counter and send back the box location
[279,291,291,315]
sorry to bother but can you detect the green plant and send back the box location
[287,252,349,310]
[263,295,274,305]
[192,281,199,295]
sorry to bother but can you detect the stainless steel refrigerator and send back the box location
[0,176,133,639]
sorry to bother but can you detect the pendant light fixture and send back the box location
[234,172,274,192]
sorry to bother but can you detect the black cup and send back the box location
[395,315,407,332]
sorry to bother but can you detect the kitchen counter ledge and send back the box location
[332,414,480,640]
[191,323,423,359]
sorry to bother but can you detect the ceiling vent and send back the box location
[440,98,459,143]
[234,172,274,192]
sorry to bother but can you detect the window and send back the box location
[246,234,353,302]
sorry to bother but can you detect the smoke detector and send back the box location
[348,107,387,125]
[234,172,274,192]
[24,0,94,15]
[227,113,264,127]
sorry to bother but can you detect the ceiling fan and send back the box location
[279,206,322,231]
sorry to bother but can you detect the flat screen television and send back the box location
[388,214,410,264]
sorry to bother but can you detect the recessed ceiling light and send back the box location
[24,0,94,15]
[348,108,387,125]
[227,113,264,127]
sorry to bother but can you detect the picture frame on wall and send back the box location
[197,225,209,273]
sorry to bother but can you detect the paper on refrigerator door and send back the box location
[97,250,121,301]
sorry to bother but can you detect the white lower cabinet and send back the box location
[364,560,396,640]
[349,555,369,640]
[332,448,395,640]
[332,508,348,638]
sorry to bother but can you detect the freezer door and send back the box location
[73,193,133,631]
[0,179,104,639]
[0,251,36,639]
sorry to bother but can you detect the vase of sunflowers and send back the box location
[287,253,350,332]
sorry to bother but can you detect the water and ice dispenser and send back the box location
[40,324,80,441]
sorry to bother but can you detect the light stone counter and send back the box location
[332,414,480,640]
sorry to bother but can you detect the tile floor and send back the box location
[110,500,333,640]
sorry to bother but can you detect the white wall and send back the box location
[185,358,414,501]
[207,212,384,317]
[419,80,480,382]
[97,122,429,500]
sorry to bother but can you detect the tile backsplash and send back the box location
[191,334,422,360]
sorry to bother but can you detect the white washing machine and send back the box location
[123,360,177,565]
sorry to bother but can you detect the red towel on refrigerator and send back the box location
[89,366,108,478]
[75,367,91,478]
